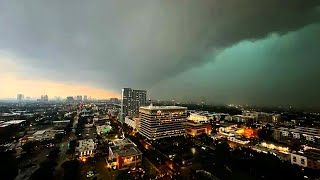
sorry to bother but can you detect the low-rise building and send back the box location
[188,113,210,123]
[24,129,65,142]
[76,139,96,157]
[185,121,212,136]
[291,149,320,170]
[124,117,140,130]
[108,139,142,169]
[273,126,320,148]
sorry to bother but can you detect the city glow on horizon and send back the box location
[0,75,120,99]
[0,53,120,99]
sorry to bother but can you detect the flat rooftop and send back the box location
[33,130,46,135]
[295,149,320,160]
[113,139,133,146]
[139,105,187,110]
[110,144,142,157]
[0,120,26,125]
[277,127,320,136]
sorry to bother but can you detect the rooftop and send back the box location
[277,127,320,136]
[139,105,187,110]
[110,139,142,157]
[0,120,26,127]
[76,139,95,152]
[33,130,46,135]
[295,149,320,160]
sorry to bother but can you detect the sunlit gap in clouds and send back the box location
[0,51,119,99]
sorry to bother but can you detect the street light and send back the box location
[191,147,196,155]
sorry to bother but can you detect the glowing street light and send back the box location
[191,147,196,155]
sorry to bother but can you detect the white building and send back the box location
[291,153,308,167]
[124,116,140,130]
[188,113,210,123]
[139,105,187,140]
[76,139,96,157]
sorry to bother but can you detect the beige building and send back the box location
[139,105,187,140]
[291,149,320,170]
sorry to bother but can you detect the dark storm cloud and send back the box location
[150,23,320,108]
[0,1,319,101]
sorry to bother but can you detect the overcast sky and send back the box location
[0,0,319,108]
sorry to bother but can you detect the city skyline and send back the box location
[0,1,320,108]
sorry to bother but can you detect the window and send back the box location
[301,158,305,165]
[293,156,297,162]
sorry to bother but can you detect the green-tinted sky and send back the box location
[0,0,319,108]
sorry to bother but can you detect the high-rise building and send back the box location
[41,95,49,102]
[17,94,24,101]
[66,96,75,103]
[139,105,187,140]
[83,95,88,102]
[121,88,147,120]
[110,98,119,104]
[76,95,82,102]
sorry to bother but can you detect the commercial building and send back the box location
[188,113,211,123]
[291,149,320,170]
[125,117,140,130]
[229,115,256,124]
[66,96,74,103]
[110,98,119,104]
[83,95,88,102]
[76,139,96,157]
[139,105,187,140]
[108,139,142,169]
[273,127,320,147]
[41,95,49,102]
[17,94,24,101]
[121,88,147,119]
[184,121,212,136]
[272,114,282,123]
[76,95,83,102]
[21,129,65,143]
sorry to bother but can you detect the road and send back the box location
[54,134,75,179]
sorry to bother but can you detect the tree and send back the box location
[30,160,57,180]
[215,142,231,166]
[116,170,130,180]
[54,133,64,141]
[22,141,36,153]
[0,151,18,180]
[48,147,60,160]
[62,160,80,180]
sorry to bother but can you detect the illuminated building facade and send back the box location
[139,105,187,140]
[188,113,210,123]
[185,121,212,136]
[273,127,320,147]
[76,139,96,157]
[108,139,142,169]
[291,149,320,170]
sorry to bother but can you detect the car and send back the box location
[87,171,94,178]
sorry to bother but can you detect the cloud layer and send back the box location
[0,1,319,106]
